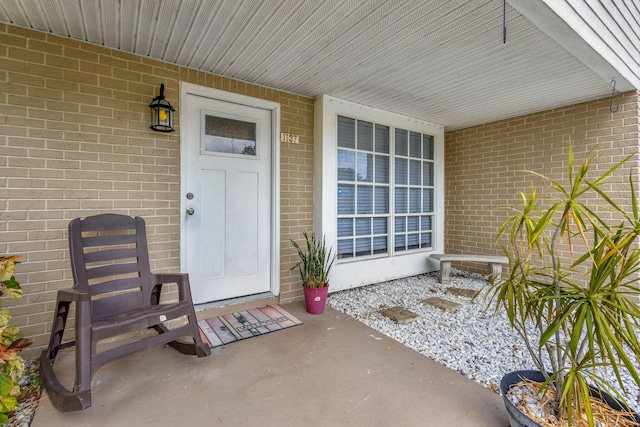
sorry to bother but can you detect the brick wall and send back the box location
[0,24,314,355]
[444,91,640,273]
[2,21,639,356]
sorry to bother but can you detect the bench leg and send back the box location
[488,262,503,282]
[439,261,451,284]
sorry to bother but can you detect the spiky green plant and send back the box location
[291,232,336,288]
[487,143,640,426]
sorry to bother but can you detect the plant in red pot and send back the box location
[291,232,336,314]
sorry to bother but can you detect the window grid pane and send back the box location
[373,236,387,254]
[357,121,374,151]
[338,218,353,237]
[395,129,408,156]
[338,149,355,181]
[423,135,433,160]
[375,155,389,183]
[338,239,354,259]
[395,158,408,185]
[356,237,372,256]
[373,217,387,234]
[410,132,421,158]
[337,184,355,214]
[374,186,389,214]
[338,117,355,149]
[375,124,390,153]
[356,218,371,236]
[357,152,374,182]
[357,185,373,214]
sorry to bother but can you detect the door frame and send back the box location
[179,82,281,299]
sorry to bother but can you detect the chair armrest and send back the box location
[153,273,194,302]
[56,288,90,304]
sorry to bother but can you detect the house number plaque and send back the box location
[280,133,299,144]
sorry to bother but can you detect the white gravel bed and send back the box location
[327,269,640,412]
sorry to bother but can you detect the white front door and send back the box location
[181,85,279,304]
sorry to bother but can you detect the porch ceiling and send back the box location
[0,0,624,130]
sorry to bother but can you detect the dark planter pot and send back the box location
[304,286,329,314]
[500,370,640,427]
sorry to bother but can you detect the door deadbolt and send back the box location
[186,208,195,215]
[186,192,194,200]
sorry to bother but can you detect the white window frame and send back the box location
[314,95,445,292]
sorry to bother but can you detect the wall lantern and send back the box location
[149,84,175,132]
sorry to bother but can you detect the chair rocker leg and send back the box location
[152,323,211,357]
[39,348,92,412]
[39,301,94,411]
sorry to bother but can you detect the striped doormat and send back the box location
[198,305,303,348]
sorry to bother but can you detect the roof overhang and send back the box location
[0,0,637,130]
[510,0,638,92]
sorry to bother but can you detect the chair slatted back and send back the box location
[68,214,156,319]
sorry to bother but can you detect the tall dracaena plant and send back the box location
[291,232,336,289]
[488,143,640,426]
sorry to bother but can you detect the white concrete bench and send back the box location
[428,254,509,284]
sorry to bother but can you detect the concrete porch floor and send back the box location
[32,302,509,426]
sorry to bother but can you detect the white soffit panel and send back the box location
[509,0,639,90]
[0,0,630,130]
[0,1,30,27]
[61,1,85,40]
[162,0,200,63]
[149,0,178,59]
[82,1,102,45]
[119,0,138,53]
[101,0,118,48]
[174,0,220,66]
[134,0,158,55]
[40,1,67,36]
[18,0,48,31]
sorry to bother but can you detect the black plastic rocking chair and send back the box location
[40,214,211,411]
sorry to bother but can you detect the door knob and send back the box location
[186,208,195,215]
